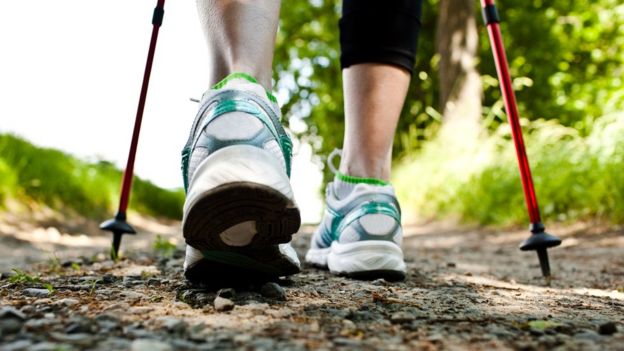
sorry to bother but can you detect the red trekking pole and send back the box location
[100,0,165,259]
[480,0,561,277]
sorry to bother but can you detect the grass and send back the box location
[0,133,184,219]
[153,235,177,258]
[394,112,624,226]
[8,268,41,285]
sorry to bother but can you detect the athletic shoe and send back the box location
[305,149,406,281]
[181,73,301,284]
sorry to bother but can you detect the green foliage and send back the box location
[479,0,624,132]
[0,159,17,206]
[43,283,55,295]
[274,0,342,170]
[394,113,624,225]
[152,235,177,258]
[47,252,63,274]
[88,279,101,296]
[8,268,40,285]
[0,133,183,219]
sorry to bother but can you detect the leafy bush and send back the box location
[394,113,624,225]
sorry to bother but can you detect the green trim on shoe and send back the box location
[212,72,258,89]
[334,201,401,240]
[335,171,390,186]
[212,72,278,104]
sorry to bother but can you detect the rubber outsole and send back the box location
[339,269,406,282]
[183,181,301,284]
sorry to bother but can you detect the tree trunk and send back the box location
[436,0,482,140]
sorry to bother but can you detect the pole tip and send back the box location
[536,248,551,278]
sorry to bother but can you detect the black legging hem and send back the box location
[339,0,423,74]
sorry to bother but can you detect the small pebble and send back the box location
[131,339,173,351]
[33,298,53,305]
[123,276,143,287]
[0,271,16,280]
[265,307,294,318]
[260,282,286,301]
[56,298,79,306]
[214,297,235,312]
[217,288,236,299]
[0,306,26,320]
[157,316,187,334]
[121,291,145,301]
[50,332,93,345]
[101,274,115,284]
[65,317,94,334]
[1,340,32,351]
[147,278,161,286]
[0,317,24,336]
[598,321,617,335]
[23,288,51,298]
[390,311,416,324]
[575,330,602,342]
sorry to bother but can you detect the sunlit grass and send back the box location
[394,113,624,225]
[0,134,184,219]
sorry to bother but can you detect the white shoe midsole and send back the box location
[325,241,406,274]
[305,247,331,267]
[183,145,295,220]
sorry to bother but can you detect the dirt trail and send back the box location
[0,219,623,350]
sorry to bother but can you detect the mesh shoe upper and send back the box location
[181,77,292,192]
[311,180,403,250]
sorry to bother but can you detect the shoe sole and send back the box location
[184,182,301,284]
[182,146,301,284]
[306,241,406,281]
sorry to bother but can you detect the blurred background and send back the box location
[0,0,623,267]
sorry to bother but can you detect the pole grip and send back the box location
[152,6,164,26]
[482,4,499,25]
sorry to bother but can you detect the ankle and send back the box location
[338,158,392,182]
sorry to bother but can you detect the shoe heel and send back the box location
[182,145,300,252]
[327,241,406,281]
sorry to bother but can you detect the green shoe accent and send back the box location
[335,171,390,186]
[334,201,401,240]
[212,72,258,89]
[212,72,278,104]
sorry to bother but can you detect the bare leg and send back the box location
[196,0,280,89]
[339,64,411,181]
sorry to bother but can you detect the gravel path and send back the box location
[0,222,623,350]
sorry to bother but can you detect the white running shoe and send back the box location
[305,150,406,281]
[181,73,300,284]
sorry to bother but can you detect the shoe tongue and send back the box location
[331,177,396,201]
[217,78,270,103]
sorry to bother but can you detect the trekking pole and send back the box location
[100,0,166,260]
[480,0,561,278]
